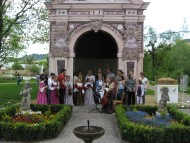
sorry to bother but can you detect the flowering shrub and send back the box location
[12,113,46,124]
[0,104,72,141]
[116,105,190,143]
[126,110,178,127]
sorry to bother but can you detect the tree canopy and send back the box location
[0,0,48,62]
[144,26,190,81]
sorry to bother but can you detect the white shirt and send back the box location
[141,77,148,91]
[48,78,57,90]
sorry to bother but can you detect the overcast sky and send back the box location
[144,0,190,34]
[26,0,190,55]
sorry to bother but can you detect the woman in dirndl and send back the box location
[64,76,73,105]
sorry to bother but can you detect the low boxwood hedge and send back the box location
[115,105,190,143]
[0,104,72,141]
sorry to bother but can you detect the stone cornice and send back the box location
[140,2,150,10]
[45,2,148,10]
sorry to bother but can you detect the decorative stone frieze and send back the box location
[103,11,125,15]
[69,22,124,41]
[126,10,137,15]
[68,11,90,15]
[90,10,103,15]
[56,10,67,15]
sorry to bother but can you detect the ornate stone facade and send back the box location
[44,0,149,78]
[51,22,70,57]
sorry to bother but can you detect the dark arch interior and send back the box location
[74,30,118,76]
[75,30,117,58]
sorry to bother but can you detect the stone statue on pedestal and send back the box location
[20,81,32,111]
[159,87,170,109]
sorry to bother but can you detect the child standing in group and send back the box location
[37,76,47,104]
[136,80,144,104]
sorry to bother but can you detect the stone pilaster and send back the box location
[48,54,56,75]
[137,53,144,79]
[66,57,73,82]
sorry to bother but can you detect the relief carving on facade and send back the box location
[68,22,84,34]
[51,22,70,57]
[70,22,123,41]
[90,19,103,33]
[122,22,141,60]
[69,22,90,40]
[103,23,123,39]
[122,48,138,60]
[124,23,139,48]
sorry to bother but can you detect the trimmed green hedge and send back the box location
[0,104,72,141]
[115,105,190,143]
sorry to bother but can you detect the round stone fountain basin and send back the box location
[73,126,105,143]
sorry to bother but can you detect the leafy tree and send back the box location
[144,26,183,81]
[27,64,40,75]
[38,60,48,69]
[25,55,34,65]
[0,0,48,62]
[12,62,24,70]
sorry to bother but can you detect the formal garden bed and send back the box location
[0,104,72,141]
[115,105,190,143]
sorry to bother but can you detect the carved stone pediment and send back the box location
[90,19,103,33]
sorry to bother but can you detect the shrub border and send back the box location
[0,104,73,141]
[115,105,190,143]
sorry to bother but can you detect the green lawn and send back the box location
[147,88,155,95]
[0,81,38,108]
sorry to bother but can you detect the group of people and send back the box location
[36,67,149,114]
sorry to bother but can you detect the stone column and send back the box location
[66,57,74,82]
[118,57,125,74]
[137,53,144,79]
[48,54,56,75]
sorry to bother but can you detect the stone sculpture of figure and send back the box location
[20,81,32,111]
[159,87,170,109]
